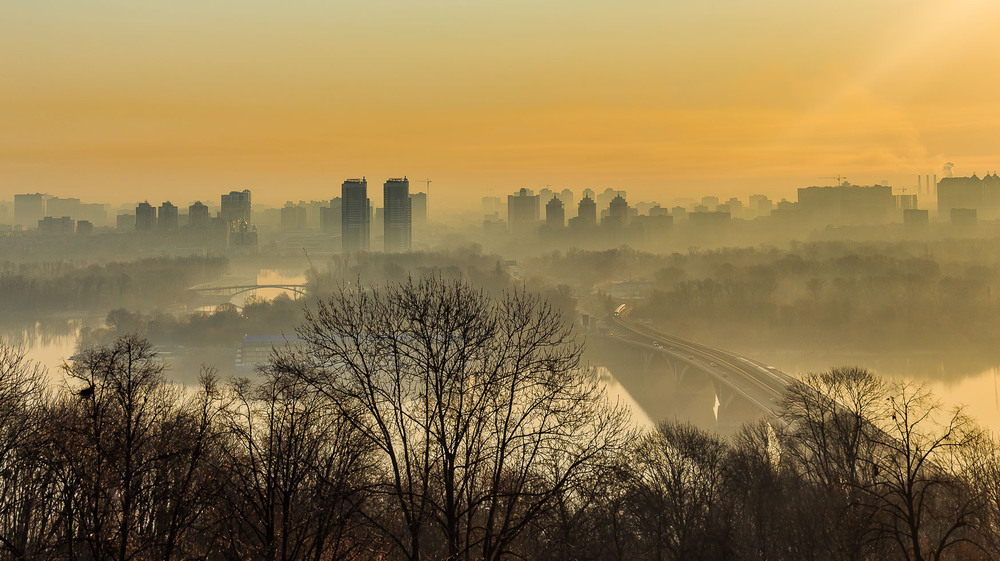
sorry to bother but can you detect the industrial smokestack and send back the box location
[918,175,922,195]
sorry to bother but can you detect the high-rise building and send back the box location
[320,198,342,234]
[135,202,156,231]
[797,182,894,225]
[748,194,773,217]
[14,194,45,228]
[558,189,574,217]
[938,173,1000,220]
[158,202,179,231]
[539,187,554,205]
[189,201,210,227]
[545,196,565,228]
[482,196,503,217]
[79,203,109,227]
[47,197,80,219]
[384,178,411,252]
[575,196,597,226]
[605,195,629,227]
[409,192,427,228]
[221,190,252,225]
[597,188,621,210]
[342,178,370,252]
[281,204,307,230]
[507,188,540,232]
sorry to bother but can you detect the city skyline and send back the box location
[4,1,1000,208]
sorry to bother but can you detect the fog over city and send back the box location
[5,1,1000,560]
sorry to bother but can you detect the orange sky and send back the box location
[3,0,1000,209]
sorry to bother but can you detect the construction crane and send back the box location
[420,178,431,218]
[819,175,849,185]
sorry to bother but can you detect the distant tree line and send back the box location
[83,294,305,350]
[1,278,998,560]
[532,241,1000,352]
[0,257,228,317]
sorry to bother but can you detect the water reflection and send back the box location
[755,350,1000,430]
[3,269,307,383]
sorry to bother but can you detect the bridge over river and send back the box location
[605,305,797,430]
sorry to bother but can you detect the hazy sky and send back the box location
[3,0,1000,209]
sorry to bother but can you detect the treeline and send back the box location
[532,241,1000,352]
[0,257,228,316]
[80,295,305,350]
[2,278,999,560]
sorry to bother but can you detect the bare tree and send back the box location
[55,334,218,561]
[289,276,634,561]
[212,365,375,561]
[869,383,981,561]
[629,421,730,561]
[780,367,886,560]
[0,343,55,560]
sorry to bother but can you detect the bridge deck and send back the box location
[611,305,794,416]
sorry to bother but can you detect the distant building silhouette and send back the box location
[158,202,178,231]
[76,220,94,235]
[797,182,894,225]
[320,198,342,234]
[558,189,574,216]
[14,194,45,228]
[37,216,74,234]
[79,203,109,227]
[597,188,621,211]
[221,190,252,225]
[281,204,307,231]
[688,211,731,232]
[571,195,597,228]
[409,192,427,228]
[937,173,1000,220]
[545,196,565,228]
[605,194,629,227]
[903,208,929,229]
[188,201,210,228]
[342,178,370,252]
[507,188,540,233]
[47,197,80,220]
[748,195,772,217]
[384,178,412,252]
[135,202,156,231]
[117,214,135,232]
[895,194,918,210]
[228,220,258,254]
[482,196,503,217]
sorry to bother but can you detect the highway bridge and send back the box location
[610,304,797,419]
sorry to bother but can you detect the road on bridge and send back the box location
[611,304,797,416]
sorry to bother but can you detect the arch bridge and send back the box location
[188,283,308,298]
